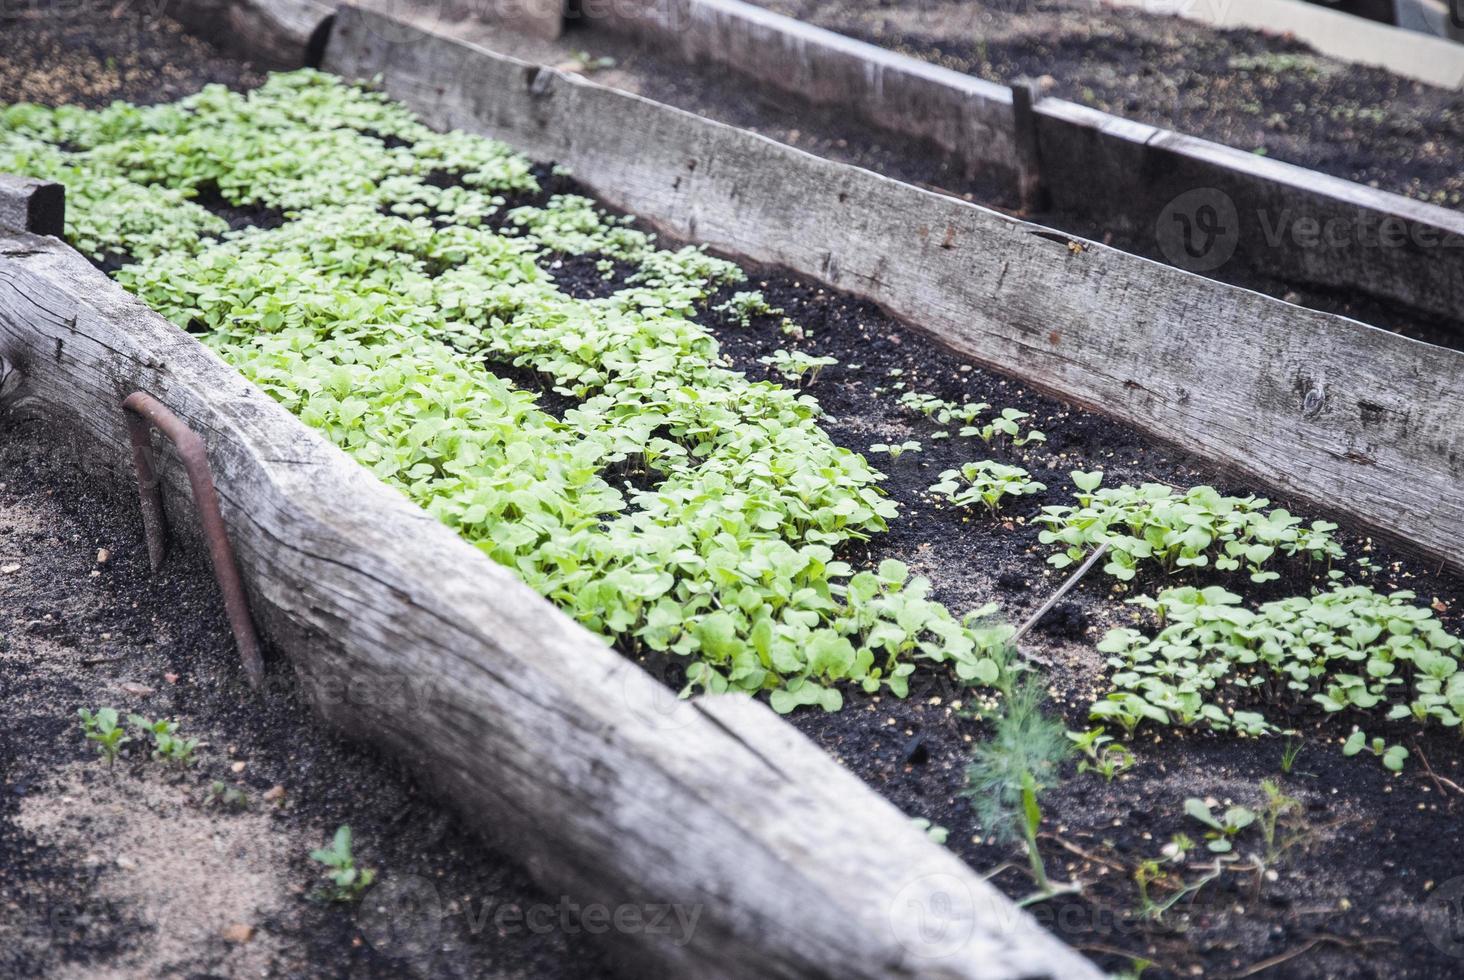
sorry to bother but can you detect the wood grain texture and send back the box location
[0,174,64,237]
[0,229,1096,977]
[324,4,1464,574]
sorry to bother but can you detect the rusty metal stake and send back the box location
[121,391,264,690]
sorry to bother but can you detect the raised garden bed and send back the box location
[3,4,1464,978]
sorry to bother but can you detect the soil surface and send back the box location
[534,202,1464,979]
[0,419,614,978]
[748,0,1464,210]
[0,2,265,108]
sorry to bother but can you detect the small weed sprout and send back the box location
[964,678,1072,896]
[1256,779,1305,866]
[1280,738,1304,774]
[78,707,130,767]
[310,825,376,902]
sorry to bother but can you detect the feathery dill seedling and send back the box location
[963,678,1072,894]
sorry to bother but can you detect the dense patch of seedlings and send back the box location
[1037,473,1344,581]
[4,71,1018,711]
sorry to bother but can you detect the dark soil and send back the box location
[0,2,265,108]
[748,0,1464,211]
[0,417,613,978]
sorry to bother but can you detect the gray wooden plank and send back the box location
[325,3,1464,574]
[0,174,64,237]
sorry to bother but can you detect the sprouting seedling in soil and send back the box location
[910,817,949,845]
[310,824,376,902]
[1133,854,1223,923]
[759,348,837,385]
[78,707,130,767]
[1256,779,1305,867]
[127,714,199,767]
[963,677,1073,898]
[960,407,1046,446]
[1280,737,1304,774]
[930,460,1045,514]
[1342,730,1409,772]
[205,781,250,810]
[869,440,921,462]
[1183,797,1255,853]
[1066,727,1134,782]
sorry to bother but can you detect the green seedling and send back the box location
[964,678,1072,896]
[759,348,837,385]
[78,707,130,767]
[310,824,376,902]
[1256,779,1305,866]
[205,781,250,809]
[1342,730,1409,772]
[1066,727,1134,782]
[930,461,1045,514]
[869,440,921,462]
[910,817,949,845]
[128,714,199,766]
[1280,737,1304,774]
[1184,797,1255,853]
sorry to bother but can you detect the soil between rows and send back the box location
[6,8,1464,979]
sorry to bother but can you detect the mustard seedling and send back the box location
[310,825,376,902]
[930,460,1045,513]
[869,440,921,461]
[128,714,199,766]
[1184,797,1255,853]
[77,707,130,767]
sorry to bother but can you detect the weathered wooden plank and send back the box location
[577,0,1018,181]
[0,174,64,237]
[1032,99,1464,322]
[561,0,1464,324]
[324,3,1464,574]
[0,230,1098,977]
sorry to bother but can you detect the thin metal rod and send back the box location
[121,391,264,690]
[1013,542,1111,645]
